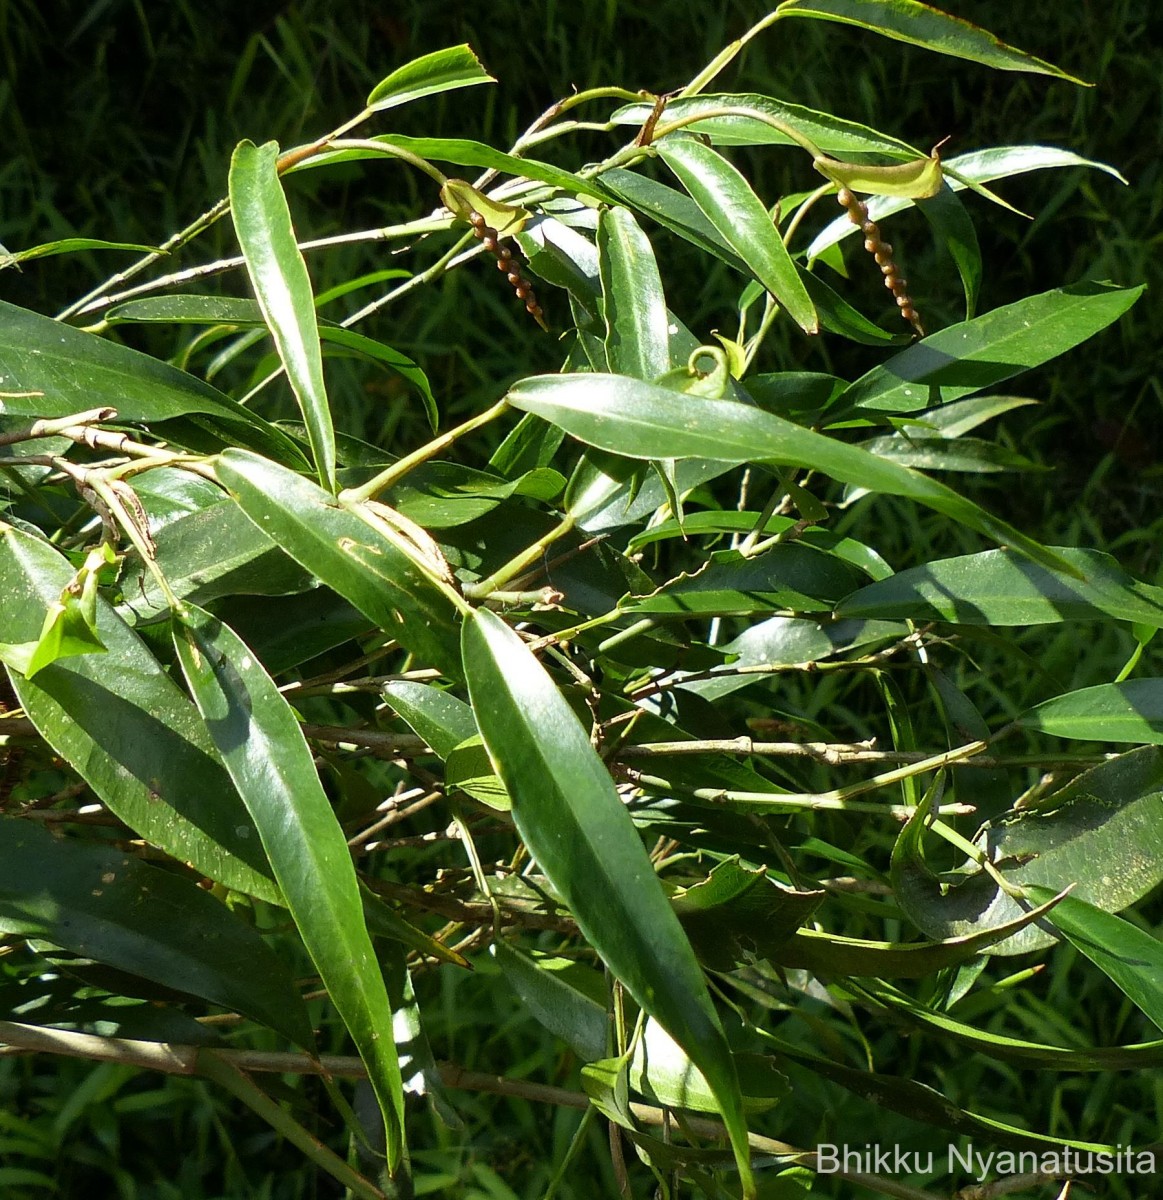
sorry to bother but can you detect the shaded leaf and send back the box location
[891,747,1163,954]
[382,680,476,759]
[839,282,1142,415]
[837,546,1163,628]
[0,522,277,901]
[0,238,160,267]
[1018,679,1163,744]
[0,300,303,464]
[494,941,608,1061]
[0,818,311,1047]
[174,603,407,1169]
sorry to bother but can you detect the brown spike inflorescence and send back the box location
[836,187,924,337]
[467,211,547,331]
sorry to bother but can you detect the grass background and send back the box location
[2,2,1161,1197]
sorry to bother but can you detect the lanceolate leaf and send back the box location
[611,93,917,155]
[0,818,311,1047]
[173,603,407,1169]
[892,748,1163,955]
[382,680,477,759]
[0,522,278,902]
[461,608,755,1195]
[215,450,462,678]
[230,140,336,491]
[775,0,1087,82]
[1009,889,1163,1034]
[1018,680,1163,744]
[0,237,160,267]
[656,138,817,334]
[597,207,671,381]
[366,45,494,113]
[505,373,1071,573]
[838,282,1143,414]
[0,300,303,465]
[837,547,1163,629]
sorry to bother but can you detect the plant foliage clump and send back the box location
[1,4,1160,1198]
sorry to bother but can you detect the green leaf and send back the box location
[215,450,462,678]
[599,169,747,273]
[493,941,608,1062]
[838,282,1142,414]
[892,747,1163,955]
[775,0,1087,82]
[0,238,160,267]
[461,608,754,1195]
[917,184,981,318]
[173,603,407,1169]
[0,818,311,1047]
[629,1019,789,1115]
[382,680,476,759]
[674,860,825,971]
[1018,680,1163,744]
[1024,889,1163,1034]
[612,92,917,155]
[624,543,870,617]
[850,435,1038,474]
[773,891,1065,977]
[656,138,817,334]
[117,499,311,625]
[0,523,278,902]
[837,547,1163,628]
[314,327,436,431]
[597,207,671,381]
[505,372,1070,574]
[0,300,304,465]
[297,134,606,203]
[365,44,494,113]
[229,140,335,491]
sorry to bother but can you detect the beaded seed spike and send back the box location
[467,210,548,331]
[836,187,924,337]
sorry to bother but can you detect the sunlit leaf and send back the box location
[462,607,754,1193]
[174,603,407,1168]
[230,140,335,490]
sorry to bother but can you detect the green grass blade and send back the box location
[229,140,336,491]
[174,602,407,1170]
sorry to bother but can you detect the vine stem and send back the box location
[339,398,510,504]
[462,513,577,601]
